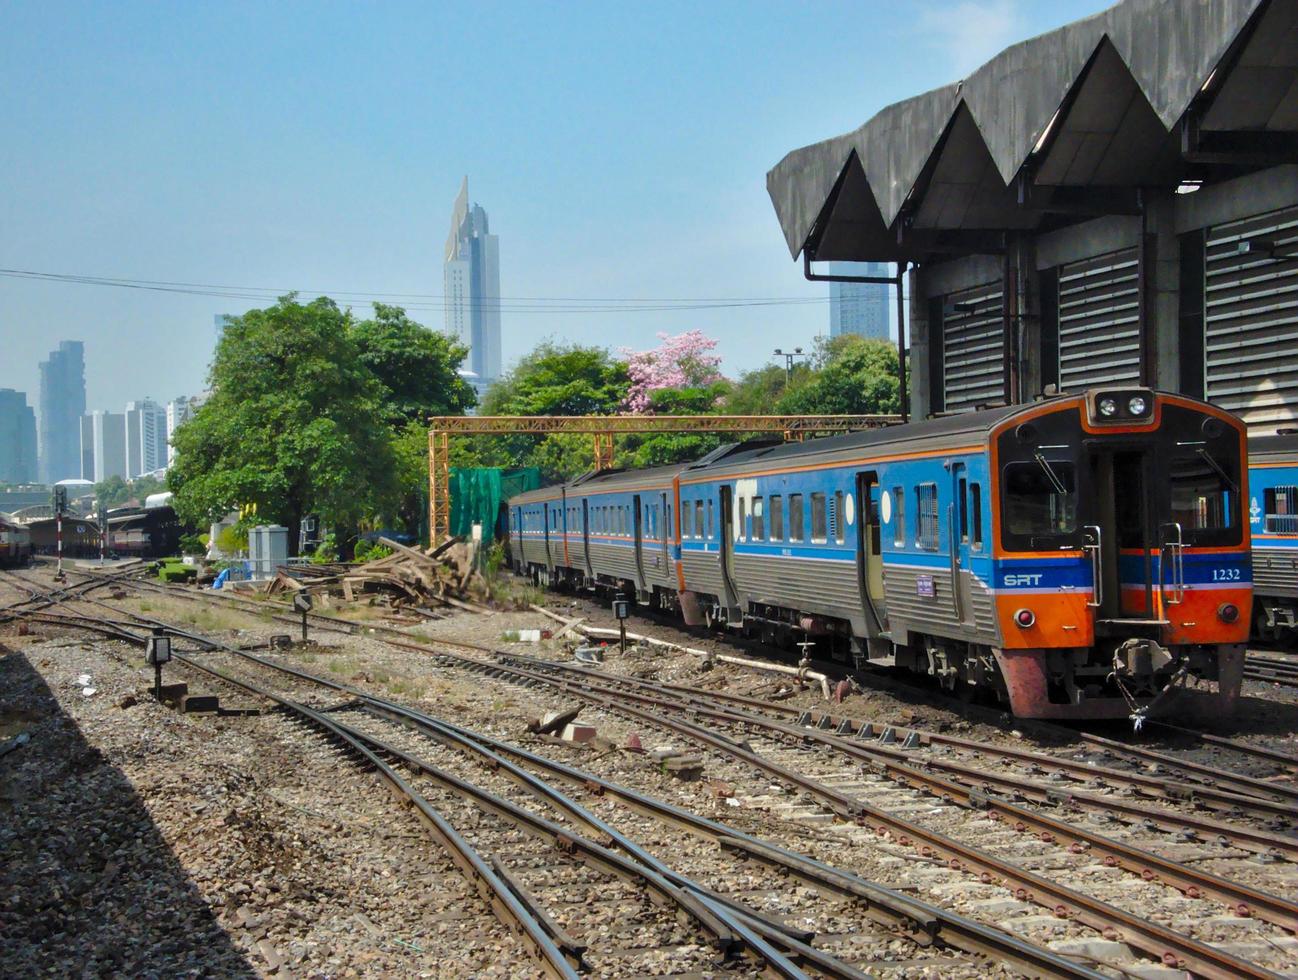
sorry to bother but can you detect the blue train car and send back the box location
[1248,433,1298,641]
[510,388,1252,721]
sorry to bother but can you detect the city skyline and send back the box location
[0,2,1107,412]
[37,341,85,483]
[827,262,890,342]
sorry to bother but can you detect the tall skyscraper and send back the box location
[38,341,86,483]
[79,410,127,483]
[124,400,167,478]
[444,177,501,396]
[165,396,194,464]
[828,263,890,341]
[0,389,38,484]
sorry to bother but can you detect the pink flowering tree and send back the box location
[620,330,723,413]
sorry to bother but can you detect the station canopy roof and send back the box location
[768,0,1298,264]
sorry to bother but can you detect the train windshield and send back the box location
[1003,459,1077,541]
[1168,448,1239,542]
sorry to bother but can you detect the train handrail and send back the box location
[1160,522,1185,605]
[1083,525,1103,609]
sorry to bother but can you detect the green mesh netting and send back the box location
[449,467,540,540]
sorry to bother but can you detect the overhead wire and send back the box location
[0,267,838,314]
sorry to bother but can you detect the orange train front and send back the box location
[508,388,1250,722]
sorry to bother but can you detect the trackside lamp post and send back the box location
[146,629,172,701]
[613,593,630,654]
[293,592,313,643]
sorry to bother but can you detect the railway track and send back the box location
[12,567,1298,978]
[7,573,1111,979]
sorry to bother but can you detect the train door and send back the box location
[633,495,647,593]
[1084,449,1156,624]
[659,492,670,568]
[541,501,552,578]
[950,462,975,626]
[582,499,592,578]
[718,486,741,617]
[854,472,888,633]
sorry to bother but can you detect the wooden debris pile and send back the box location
[263,536,492,617]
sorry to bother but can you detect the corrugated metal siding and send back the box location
[732,553,858,618]
[588,540,638,582]
[1057,247,1140,391]
[681,551,725,598]
[1205,206,1298,433]
[883,563,995,644]
[943,282,1005,413]
[1254,547,1298,598]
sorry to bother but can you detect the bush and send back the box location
[158,564,197,583]
[353,538,393,563]
[178,532,206,556]
[310,533,338,564]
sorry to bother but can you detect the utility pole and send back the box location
[772,347,806,385]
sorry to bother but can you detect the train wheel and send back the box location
[1254,605,1280,645]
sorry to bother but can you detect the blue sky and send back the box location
[0,0,1110,414]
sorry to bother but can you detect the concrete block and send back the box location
[560,723,596,743]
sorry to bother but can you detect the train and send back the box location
[105,505,183,559]
[508,387,1251,721]
[0,516,33,567]
[1248,433,1298,643]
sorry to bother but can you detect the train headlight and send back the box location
[1098,398,1118,417]
[1217,602,1239,624]
[1127,396,1147,415]
[1014,608,1036,628]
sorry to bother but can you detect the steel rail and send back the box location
[5,604,581,980]
[474,653,1298,930]
[14,591,816,980]
[1144,721,1298,773]
[408,647,1284,980]
[151,627,1104,980]
[538,655,1298,816]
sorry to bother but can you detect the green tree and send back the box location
[777,336,900,416]
[94,475,131,508]
[723,363,809,415]
[471,342,631,481]
[167,296,397,553]
[352,303,476,425]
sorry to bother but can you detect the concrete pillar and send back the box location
[1011,236,1044,403]
[1145,190,1182,391]
[908,266,932,418]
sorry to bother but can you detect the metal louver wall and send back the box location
[1057,247,1141,391]
[942,282,1004,412]
[1205,206,1298,433]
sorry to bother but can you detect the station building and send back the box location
[768,0,1298,432]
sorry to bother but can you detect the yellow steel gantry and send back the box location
[427,413,899,545]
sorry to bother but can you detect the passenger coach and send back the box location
[1248,433,1298,642]
[509,388,1251,721]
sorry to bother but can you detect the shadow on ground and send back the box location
[0,648,255,977]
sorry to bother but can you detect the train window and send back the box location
[706,499,713,538]
[970,483,983,549]
[621,506,628,536]
[789,494,804,542]
[694,500,704,538]
[1002,461,1076,546]
[834,490,845,544]
[810,493,827,543]
[893,487,905,546]
[752,497,765,540]
[958,478,968,542]
[1265,486,1298,534]
[1169,451,1238,542]
[915,484,939,550]
[667,504,672,538]
[738,497,747,541]
[769,495,784,541]
[682,500,694,538]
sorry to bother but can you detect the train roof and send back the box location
[685,402,1026,478]
[1249,432,1298,461]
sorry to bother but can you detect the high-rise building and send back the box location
[38,341,86,484]
[444,177,501,397]
[124,400,167,478]
[165,396,194,464]
[79,411,127,483]
[828,263,890,341]
[0,389,38,484]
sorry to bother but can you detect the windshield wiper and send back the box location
[1196,448,1239,494]
[1033,453,1069,495]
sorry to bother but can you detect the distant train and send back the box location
[1248,433,1298,644]
[0,517,32,567]
[106,505,183,559]
[509,388,1251,721]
